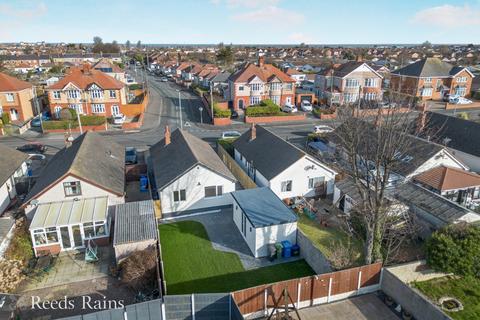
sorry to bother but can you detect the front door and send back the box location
[111,105,120,116]
[10,109,18,121]
[71,225,83,248]
[60,226,72,250]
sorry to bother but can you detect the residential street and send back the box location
[0,74,322,152]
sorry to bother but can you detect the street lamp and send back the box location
[176,89,183,130]
[199,106,203,124]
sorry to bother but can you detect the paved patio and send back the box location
[166,208,301,270]
[22,246,113,291]
[295,294,399,320]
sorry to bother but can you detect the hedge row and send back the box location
[245,99,283,117]
[42,115,106,130]
[313,107,335,116]
[213,104,231,118]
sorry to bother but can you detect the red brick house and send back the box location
[0,72,35,123]
[227,57,296,110]
[45,64,127,118]
[390,58,474,100]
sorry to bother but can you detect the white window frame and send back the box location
[54,106,62,118]
[281,180,293,192]
[421,88,433,97]
[109,90,116,98]
[32,227,59,246]
[455,87,467,97]
[270,83,281,91]
[91,104,105,113]
[204,185,223,198]
[308,177,325,189]
[173,189,186,202]
[364,78,377,87]
[250,96,260,106]
[83,220,108,239]
[53,91,61,99]
[66,90,80,99]
[90,89,103,99]
[5,93,14,102]
[63,181,82,196]
[424,77,432,84]
[69,104,83,115]
[271,95,280,105]
[250,83,262,92]
[345,79,359,88]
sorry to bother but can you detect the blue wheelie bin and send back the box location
[281,240,292,258]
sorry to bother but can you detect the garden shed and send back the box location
[29,197,110,257]
[231,187,298,258]
[113,200,158,263]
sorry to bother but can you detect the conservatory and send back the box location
[29,197,110,257]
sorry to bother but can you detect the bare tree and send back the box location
[331,92,426,264]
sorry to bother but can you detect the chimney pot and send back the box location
[250,123,256,141]
[164,126,171,146]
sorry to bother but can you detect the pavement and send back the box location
[294,294,399,320]
[164,208,302,270]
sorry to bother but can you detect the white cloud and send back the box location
[0,2,47,19]
[232,5,304,25]
[287,32,315,44]
[411,4,480,27]
[227,0,280,8]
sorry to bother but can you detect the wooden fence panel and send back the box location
[312,274,330,300]
[232,285,265,315]
[360,262,382,288]
[267,279,298,308]
[331,267,360,295]
[217,145,257,189]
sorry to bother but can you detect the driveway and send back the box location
[167,207,301,270]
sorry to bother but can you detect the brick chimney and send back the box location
[249,123,256,141]
[258,56,265,68]
[164,126,171,146]
[82,63,92,74]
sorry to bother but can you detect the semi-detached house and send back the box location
[0,144,28,214]
[45,64,127,118]
[233,125,336,200]
[228,57,296,110]
[0,72,36,123]
[315,61,383,105]
[390,58,474,100]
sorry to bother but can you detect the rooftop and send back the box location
[231,187,298,228]
[0,143,28,186]
[0,72,32,92]
[47,64,124,90]
[414,166,480,192]
[29,197,108,230]
[113,200,157,246]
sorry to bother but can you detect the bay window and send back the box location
[90,89,103,99]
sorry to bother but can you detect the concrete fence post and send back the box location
[297,282,301,308]
[161,300,166,320]
[229,294,232,320]
[327,277,333,303]
[264,288,268,316]
[191,294,195,320]
[357,270,362,293]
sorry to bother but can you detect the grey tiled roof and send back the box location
[233,126,305,180]
[231,187,297,228]
[392,58,465,78]
[113,200,157,246]
[24,132,125,203]
[150,129,235,191]
[0,144,28,185]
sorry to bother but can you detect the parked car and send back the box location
[313,125,334,134]
[160,77,168,82]
[449,96,472,105]
[112,114,126,125]
[282,104,298,113]
[230,109,239,119]
[125,147,138,164]
[30,117,42,127]
[221,131,242,139]
[300,100,313,112]
[16,143,47,154]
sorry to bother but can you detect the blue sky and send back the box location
[1,0,479,44]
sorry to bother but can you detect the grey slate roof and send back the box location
[231,187,298,228]
[150,129,235,191]
[0,143,28,185]
[395,182,474,224]
[24,132,125,203]
[392,58,464,77]
[427,111,480,158]
[233,125,305,180]
[211,71,231,83]
[114,200,157,246]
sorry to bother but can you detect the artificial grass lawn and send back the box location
[297,213,363,264]
[414,276,480,320]
[159,220,315,294]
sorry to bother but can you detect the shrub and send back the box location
[42,120,73,130]
[79,115,106,126]
[457,112,469,120]
[474,91,480,100]
[313,107,335,117]
[129,84,143,90]
[245,100,282,117]
[1,112,10,125]
[426,224,480,277]
[213,104,231,118]
[218,138,236,156]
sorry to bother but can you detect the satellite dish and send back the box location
[184,121,191,127]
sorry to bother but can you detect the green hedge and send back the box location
[313,108,335,117]
[245,99,283,117]
[42,116,106,130]
[213,104,231,118]
[129,84,143,90]
[1,113,10,125]
[426,224,480,277]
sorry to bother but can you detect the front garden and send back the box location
[159,220,315,294]
[42,115,106,130]
[245,99,286,117]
